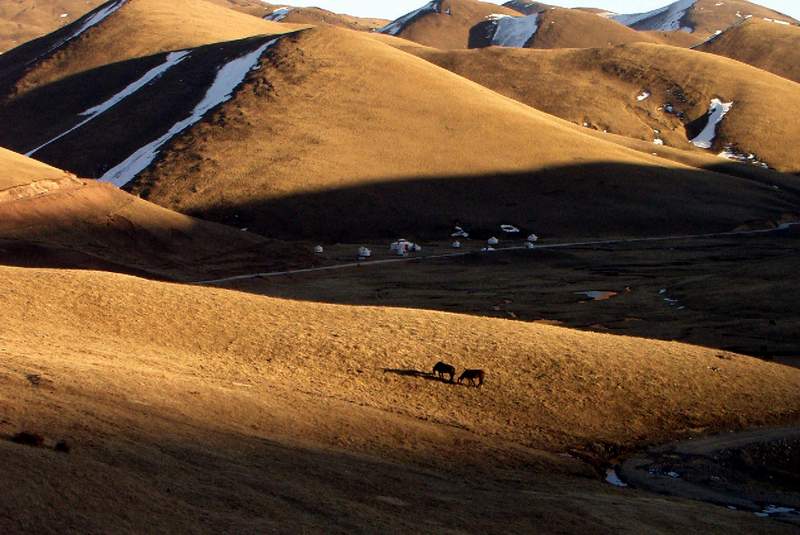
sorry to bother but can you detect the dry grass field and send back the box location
[0,148,311,280]
[0,0,106,53]
[698,17,800,84]
[402,41,800,172]
[1,1,800,531]
[0,0,300,98]
[120,27,797,241]
[380,0,521,49]
[2,264,800,532]
[615,0,796,38]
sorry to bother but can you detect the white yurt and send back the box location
[358,247,372,258]
[487,237,499,246]
[313,245,324,254]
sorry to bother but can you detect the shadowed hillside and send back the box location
[2,25,797,243]
[0,0,298,99]
[0,147,311,279]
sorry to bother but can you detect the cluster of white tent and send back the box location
[324,225,541,259]
[390,239,422,256]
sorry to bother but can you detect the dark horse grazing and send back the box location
[458,369,485,388]
[432,361,456,382]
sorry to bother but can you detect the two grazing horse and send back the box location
[432,361,485,388]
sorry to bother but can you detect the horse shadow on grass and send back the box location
[382,368,452,383]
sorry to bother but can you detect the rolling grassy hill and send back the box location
[0,0,298,99]
[0,0,106,53]
[401,41,800,173]
[2,263,799,531]
[613,0,796,39]
[697,17,800,83]
[1,19,797,243]
[378,0,521,49]
[0,147,309,279]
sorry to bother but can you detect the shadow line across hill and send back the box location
[186,161,800,243]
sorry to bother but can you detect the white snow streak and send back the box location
[26,51,190,157]
[100,39,278,187]
[265,7,292,22]
[691,98,733,149]
[43,0,127,58]
[613,0,696,32]
[379,1,440,36]
[491,14,539,47]
[605,469,628,487]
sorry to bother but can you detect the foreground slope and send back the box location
[404,42,800,173]
[2,25,796,242]
[0,147,308,279]
[697,17,800,84]
[1,264,799,531]
[0,0,296,98]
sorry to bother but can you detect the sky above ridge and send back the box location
[275,1,800,20]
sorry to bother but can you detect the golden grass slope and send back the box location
[114,26,800,241]
[206,0,389,31]
[403,42,800,173]
[268,5,388,31]
[0,0,106,53]
[499,3,701,48]
[0,148,309,279]
[520,8,698,49]
[1,0,299,97]
[0,145,72,190]
[1,264,800,531]
[682,0,797,37]
[5,264,800,455]
[697,17,800,84]
[6,268,800,533]
[384,0,520,49]
[618,0,796,39]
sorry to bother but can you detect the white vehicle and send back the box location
[527,234,539,243]
[358,247,372,258]
[487,237,500,246]
[313,245,324,254]
[452,241,462,249]
[451,226,469,238]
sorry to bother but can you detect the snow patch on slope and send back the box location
[490,14,539,47]
[27,51,190,157]
[43,0,128,58]
[613,0,696,32]
[379,1,441,36]
[691,98,733,149]
[265,7,292,22]
[100,39,279,187]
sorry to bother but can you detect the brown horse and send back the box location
[458,369,485,388]
[432,361,456,382]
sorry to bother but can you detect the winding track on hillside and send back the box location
[197,222,798,285]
